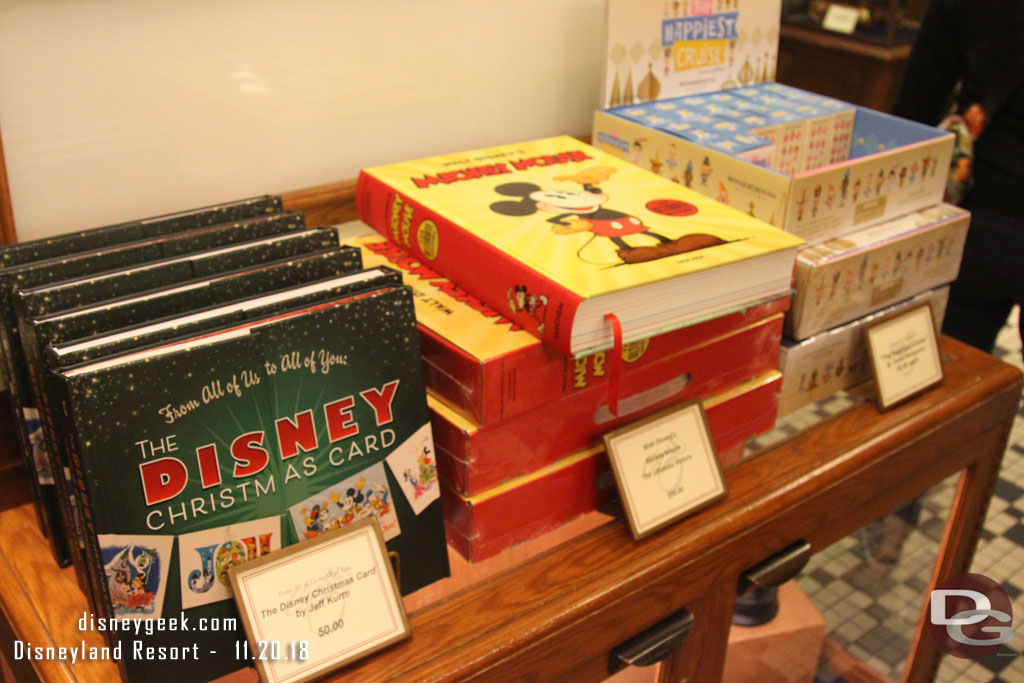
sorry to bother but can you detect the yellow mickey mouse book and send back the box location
[357,136,803,357]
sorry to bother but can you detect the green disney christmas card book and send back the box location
[55,282,447,682]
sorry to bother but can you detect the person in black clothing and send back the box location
[851,2,1024,578]
[891,0,1024,357]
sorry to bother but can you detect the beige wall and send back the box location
[0,0,604,241]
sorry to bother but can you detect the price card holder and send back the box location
[865,304,944,411]
[228,517,410,683]
[603,401,727,540]
[821,4,860,34]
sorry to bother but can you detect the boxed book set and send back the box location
[588,0,964,417]
[354,135,802,561]
[776,203,967,415]
[778,287,950,416]
[591,0,954,246]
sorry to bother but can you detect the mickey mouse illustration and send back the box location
[508,284,549,334]
[329,488,365,525]
[489,166,725,265]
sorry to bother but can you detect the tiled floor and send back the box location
[748,309,1024,682]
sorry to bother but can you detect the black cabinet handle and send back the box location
[608,608,694,674]
[738,539,812,594]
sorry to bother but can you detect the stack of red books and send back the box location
[355,137,802,561]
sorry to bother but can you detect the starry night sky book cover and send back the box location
[19,249,365,594]
[40,265,403,530]
[0,210,310,568]
[13,227,340,322]
[0,195,283,269]
[57,284,447,682]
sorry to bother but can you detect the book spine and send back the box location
[357,171,584,356]
[55,374,113,630]
[0,308,72,566]
[435,315,784,495]
[0,195,285,268]
[18,306,92,597]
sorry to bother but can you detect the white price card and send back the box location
[228,517,409,683]
[604,401,727,540]
[822,4,860,34]
[866,304,944,410]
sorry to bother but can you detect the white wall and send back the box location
[0,0,605,241]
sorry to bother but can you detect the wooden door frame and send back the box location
[0,123,18,245]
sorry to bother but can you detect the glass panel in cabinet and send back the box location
[795,472,956,681]
[934,439,1024,683]
[720,472,958,682]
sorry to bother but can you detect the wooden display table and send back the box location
[1,335,1020,683]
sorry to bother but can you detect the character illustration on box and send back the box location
[631,139,645,166]
[666,143,679,173]
[103,544,159,615]
[508,284,549,334]
[489,166,727,266]
[403,446,437,500]
[717,182,729,204]
[700,156,712,185]
[684,160,694,188]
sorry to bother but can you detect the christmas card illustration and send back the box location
[98,533,174,619]
[289,462,401,541]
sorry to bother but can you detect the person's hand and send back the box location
[964,103,989,138]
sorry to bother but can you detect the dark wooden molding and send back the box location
[0,123,18,245]
[280,178,360,228]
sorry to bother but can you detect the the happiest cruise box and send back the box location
[592,0,954,245]
[787,203,967,340]
[778,287,949,417]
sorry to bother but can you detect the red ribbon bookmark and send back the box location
[605,312,624,418]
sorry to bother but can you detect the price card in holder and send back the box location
[604,401,727,540]
[821,4,860,34]
[228,517,410,683]
[865,304,944,410]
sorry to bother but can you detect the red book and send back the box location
[346,230,790,426]
[429,313,784,496]
[441,370,783,562]
[357,136,802,357]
